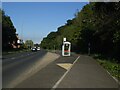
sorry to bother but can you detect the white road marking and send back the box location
[51,56,80,90]
[106,71,120,85]
[57,63,72,70]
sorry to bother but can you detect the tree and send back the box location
[0,9,2,23]
[93,2,120,60]
[25,40,34,49]
[2,10,18,50]
[40,2,120,61]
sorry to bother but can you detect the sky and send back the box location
[2,2,88,44]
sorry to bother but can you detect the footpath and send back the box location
[56,55,119,89]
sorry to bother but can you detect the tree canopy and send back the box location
[40,2,120,61]
[25,40,34,49]
[2,10,18,50]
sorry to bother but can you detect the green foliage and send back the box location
[93,2,120,59]
[40,2,120,62]
[41,20,80,51]
[2,10,18,50]
[97,59,120,80]
[0,9,2,23]
[25,40,34,49]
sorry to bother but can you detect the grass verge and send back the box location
[93,54,120,81]
[3,49,31,55]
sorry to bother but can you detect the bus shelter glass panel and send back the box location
[62,42,71,56]
[64,44,69,55]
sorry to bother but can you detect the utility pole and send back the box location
[88,42,90,55]
[54,45,55,53]
[20,19,24,45]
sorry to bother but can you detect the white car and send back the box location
[37,47,40,51]
[31,47,37,52]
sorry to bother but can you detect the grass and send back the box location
[2,49,31,55]
[93,54,120,81]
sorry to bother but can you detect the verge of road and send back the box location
[55,55,119,88]
[106,70,120,85]
[97,60,120,84]
[2,50,31,57]
[6,52,60,88]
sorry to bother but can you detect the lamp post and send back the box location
[54,45,55,53]
[88,42,90,55]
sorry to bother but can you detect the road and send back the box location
[2,50,119,89]
[3,50,47,88]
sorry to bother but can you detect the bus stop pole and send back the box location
[88,42,90,55]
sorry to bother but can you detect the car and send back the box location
[37,47,40,51]
[31,47,37,52]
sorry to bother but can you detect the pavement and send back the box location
[56,55,119,88]
[2,50,119,89]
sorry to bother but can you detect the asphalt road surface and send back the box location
[2,50,119,90]
[3,50,47,88]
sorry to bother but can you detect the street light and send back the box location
[88,42,90,55]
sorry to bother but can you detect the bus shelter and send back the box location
[62,40,71,56]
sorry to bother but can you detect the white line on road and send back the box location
[106,71,120,85]
[51,56,80,90]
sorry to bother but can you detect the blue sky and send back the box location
[2,2,88,44]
